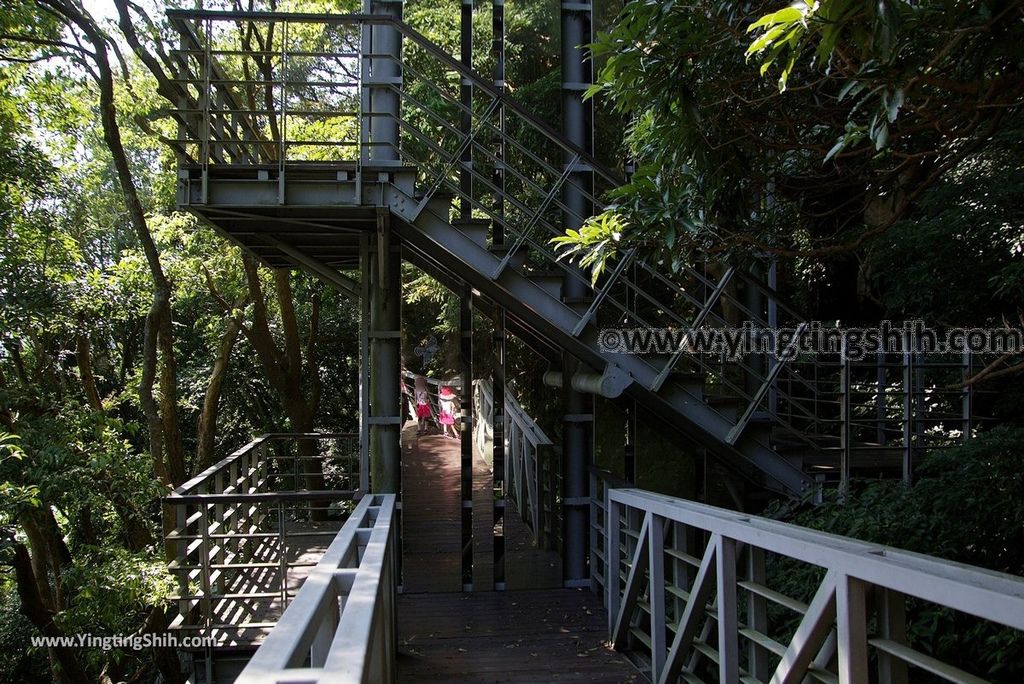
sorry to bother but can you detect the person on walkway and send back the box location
[438,385,458,439]
[414,374,432,435]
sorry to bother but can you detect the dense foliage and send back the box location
[560,0,1024,326]
[770,428,1024,680]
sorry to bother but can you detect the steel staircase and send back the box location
[164,9,981,500]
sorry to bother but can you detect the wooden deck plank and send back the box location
[472,449,495,590]
[504,496,562,590]
[404,418,563,592]
[402,424,464,593]
[397,589,639,682]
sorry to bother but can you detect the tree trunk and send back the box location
[45,0,186,489]
[75,326,103,413]
[196,316,243,472]
[12,544,91,684]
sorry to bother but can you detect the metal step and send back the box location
[490,242,526,270]
[707,395,743,422]
[525,270,565,299]
[452,218,491,247]
[561,295,593,317]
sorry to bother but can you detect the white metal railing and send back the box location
[591,479,1024,684]
[235,493,398,684]
[474,378,559,548]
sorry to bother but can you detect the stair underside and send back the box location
[179,168,814,497]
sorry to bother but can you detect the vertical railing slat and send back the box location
[648,514,666,680]
[716,535,738,684]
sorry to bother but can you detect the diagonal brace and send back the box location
[659,533,719,684]
[611,512,651,649]
[771,569,839,684]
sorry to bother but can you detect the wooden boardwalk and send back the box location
[401,421,562,591]
[401,424,465,592]
[397,424,635,681]
[396,589,638,683]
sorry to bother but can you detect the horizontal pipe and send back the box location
[543,368,631,398]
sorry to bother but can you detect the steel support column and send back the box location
[460,0,473,219]
[367,211,402,492]
[492,307,506,588]
[363,0,403,166]
[561,0,594,587]
[460,287,474,586]
[359,235,371,494]
[492,0,505,244]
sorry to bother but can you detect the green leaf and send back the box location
[824,138,846,163]
[747,6,804,33]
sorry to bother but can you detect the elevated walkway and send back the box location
[151,7,1019,684]
[397,589,636,683]
[163,8,990,500]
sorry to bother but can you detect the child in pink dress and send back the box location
[414,375,432,435]
[438,385,458,439]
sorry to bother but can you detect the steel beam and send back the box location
[367,211,402,492]
[363,0,403,166]
[460,0,473,220]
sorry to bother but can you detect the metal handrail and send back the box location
[474,378,558,547]
[236,493,398,684]
[594,480,1024,684]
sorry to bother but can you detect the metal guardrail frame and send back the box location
[592,480,1024,684]
[474,378,559,549]
[165,433,363,646]
[235,493,398,684]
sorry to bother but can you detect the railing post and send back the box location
[902,335,914,485]
[310,592,338,667]
[716,535,738,684]
[588,471,599,591]
[875,588,909,684]
[836,575,869,684]
[962,349,973,441]
[648,514,667,680]
[544,443,558,550]
[839,350,852,494]
[747,546,771,680]
[214,470,226,593]
[606,495,621,636]
[199,503,213,634]
[277,499,289,608]
[876,348,888,446]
